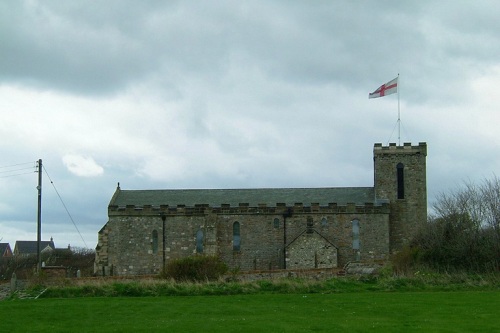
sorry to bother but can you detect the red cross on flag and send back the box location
[369,77,398,99]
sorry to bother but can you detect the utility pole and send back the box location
[36,159,42,273]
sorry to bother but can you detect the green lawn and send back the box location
[1,291,498,332]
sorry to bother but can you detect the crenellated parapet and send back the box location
[374,142,427,155]
[108,201,390,216]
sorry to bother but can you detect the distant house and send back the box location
[0,243,13,258]
[14,238,55,257]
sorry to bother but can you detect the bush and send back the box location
[161,256,228,282]
[391,246,423,275]
[411,215,499,272]
[406,177,500,273]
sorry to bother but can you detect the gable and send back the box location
[14,240,55,255]
[41,244,55,254]
[0,243,12,257]
[286,230,338,269]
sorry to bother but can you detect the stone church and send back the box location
[94,142,427,276]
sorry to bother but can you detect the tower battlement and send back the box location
[374,142,427,155]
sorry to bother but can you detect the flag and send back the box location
[369,77,398,99]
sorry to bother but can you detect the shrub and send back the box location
[161,256,228,282]
[403,177,500,273]
[391,246,423,275]
[411,215,499,272]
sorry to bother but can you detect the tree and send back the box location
[411,176,500,272]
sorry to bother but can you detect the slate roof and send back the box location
[0,243,12,257]
[110,187,376,208]
[14,240,55,255]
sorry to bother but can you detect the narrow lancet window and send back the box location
[397,162,405,199]
[307,217,314,233]
[152,230,158,254]
[196,229,204,253]
[352,219,360,250]
[233,222,241,251]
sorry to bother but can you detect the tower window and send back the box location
[233,222,241,251]
[397,163,404,199]
[196,229,204,253]
[273,218,280,229]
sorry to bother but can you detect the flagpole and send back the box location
[397,73,400,146]
[368,76,400,144]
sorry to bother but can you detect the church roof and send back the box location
[110,187,376,207]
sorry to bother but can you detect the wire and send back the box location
[386,119,411,145]
[0,171,36,179]
[42,165,89,248]
[0,166,36,174]
[386,120,399,145]
[0,162,37,179]
[0,161,35,169]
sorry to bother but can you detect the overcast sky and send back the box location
[1,1,499,249]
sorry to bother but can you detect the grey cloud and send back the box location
[0,1,166,95]
[1,0,500,249]
[2,0,494,106]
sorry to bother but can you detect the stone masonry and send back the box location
[95,142,426,276]
[374,142,427,252]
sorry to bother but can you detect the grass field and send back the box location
[1,291,498,332]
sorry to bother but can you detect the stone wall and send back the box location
[216,211,286,271]
[41,266,67,278]
[95,203,390,276]
[286,231,338,269]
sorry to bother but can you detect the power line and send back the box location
[0,161,35,169]
[42,165,89,248]
[0,171,35,179]
[0,166,36,174]
[1,161,90,248]
[0,162,37,179]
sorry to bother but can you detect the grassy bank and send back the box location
[14,272,500,299]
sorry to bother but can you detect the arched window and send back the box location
[397,162,405,199]
[273,218,280,229]
[233,222,241,251]
[352,219,360,250]
[321,217,327,227]
[196,229,204,253]
[152,230,158,254]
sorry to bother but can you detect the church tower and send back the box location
[373,142,427,252]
